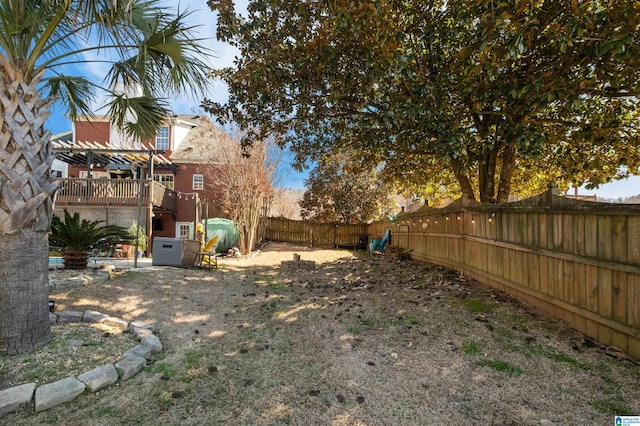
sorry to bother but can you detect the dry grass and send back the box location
[2,243,639,425]
[0,322,135,389]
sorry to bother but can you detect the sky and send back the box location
[44,1,638,198]
[576,177,640,201]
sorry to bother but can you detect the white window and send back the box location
[156,126,170,150]
[153,174,174,190]
[177,223,190,239]
[192,174,204,190]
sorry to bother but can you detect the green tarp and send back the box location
[191,218,239,252]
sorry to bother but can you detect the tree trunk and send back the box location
[0,74,57,354]
[449,157,475,200]
[0,230,51,354]
[497,144,517,203]
[478,146,498,203]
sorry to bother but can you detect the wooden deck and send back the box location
[54,178,177,211]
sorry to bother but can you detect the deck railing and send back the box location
[55,178,177,211]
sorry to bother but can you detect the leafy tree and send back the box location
[299,152,396,224]
[0,0,210,354]
[433,0,640,201]
[49,210,131,270]
[206,0,639,203]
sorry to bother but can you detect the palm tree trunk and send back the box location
[0,230,51,354]
[0,74,57,354]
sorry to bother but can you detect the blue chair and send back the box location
[369,229,391,254]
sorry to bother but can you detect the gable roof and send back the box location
[171,114,202,127]
[170,116,236,164]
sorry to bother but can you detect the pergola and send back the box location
[52,140,173,177]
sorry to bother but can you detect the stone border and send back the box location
[0,268,163,417]
[48,265,113,291]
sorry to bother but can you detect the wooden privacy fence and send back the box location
[264,217,367,248]
[368,185,640,359]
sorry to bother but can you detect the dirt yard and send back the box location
[2,243,639,425]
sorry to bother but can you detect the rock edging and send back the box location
[0,310,162,417]
[48,265,113,291]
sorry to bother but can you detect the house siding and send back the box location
[75,121,110,144]
[173,164,222,223]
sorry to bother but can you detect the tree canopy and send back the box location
[300,151,396,224]
[205,0,639,203]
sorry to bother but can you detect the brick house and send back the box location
[52,115,230,255]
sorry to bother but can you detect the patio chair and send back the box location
[194,236,221,269]
[369,229,391,255]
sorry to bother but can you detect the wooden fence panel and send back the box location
[563,260,574,305]
[598,216,614,261]
[487,243,497,277]
[529,252,540,292]
[538,213,548,250]
[629,275,640,328]
[575,215,586,256]
[585,264,599,312]
[563,214,574,253]
[549,257,564,300]
[612,271,628,324]
[552,213,563,251]
[612,216,628,263]
[574,262,586,309]
[539,255,549,296]
[524,213,534,247]
[629,216,640,265]
[264,217,366,249]
[598,268,613,318]
[584,215,599,258]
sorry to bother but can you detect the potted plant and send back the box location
[128,222,147,257]
[49,210,132,269]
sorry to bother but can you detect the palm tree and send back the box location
[50,210,132,270]
[0,0,210,354]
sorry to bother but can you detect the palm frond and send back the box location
[106,93,169,139]
[0,0,212,138]
[45,75,96,123]
[49,209,131,253]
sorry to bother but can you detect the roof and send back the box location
[170,116,236,164]
[170,114,202,127]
